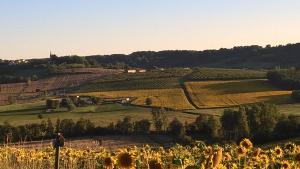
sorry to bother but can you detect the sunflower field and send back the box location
[0,139,299,169]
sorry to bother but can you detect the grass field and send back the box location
[0,102,198,126]
[185,79,292,108]
[72,88,195,110]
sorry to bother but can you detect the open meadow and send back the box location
[0,102,198,126]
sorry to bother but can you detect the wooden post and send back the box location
[53,133,64,169]
[55,146,60,169]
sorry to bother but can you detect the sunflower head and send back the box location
[259,154,269,164]
[252,148,261,158]
[239,138,253,150]
[273,146,283,158]
[223,152,231,161]
[237,146,247,156]
[281,160,291,169]
[295,153,300,162]
[149,159,163,169]
[103,156,114,168]
[204,146,213,156]
[285,142,296,153]
[117,152,134,168]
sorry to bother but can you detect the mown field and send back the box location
[0,102,198,126]
[71,88,195,110]
[185,79,292,108]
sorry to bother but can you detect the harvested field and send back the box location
[71,88,195,110]
[185,79,292,108]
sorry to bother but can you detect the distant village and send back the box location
[0,59,29,65]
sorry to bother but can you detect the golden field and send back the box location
[0,139,299,169]
[185,80,292,109]
[71,88,195,110]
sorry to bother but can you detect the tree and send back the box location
[134,119,151,134]
[46,118,54,138]
[115,116,134,134]
[246,103,279,142]
[59,119,75,136]
[168,118,185,137]
[207,116,222,139]
[236,107,250,139]
[46,99,60,109]
[55,118,61,133]
[151,107,168,132]
[195,114,210,134]
[275,115,300,139]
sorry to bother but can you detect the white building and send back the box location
[127,69,137,73]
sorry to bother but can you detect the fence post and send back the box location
[53,133,65,169]
[55,146,60,169]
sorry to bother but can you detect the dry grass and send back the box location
[71,88,195,110]
[185,79,292,108]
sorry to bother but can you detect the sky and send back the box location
[0,0,300,60]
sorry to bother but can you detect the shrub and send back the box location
[46,99,60,109]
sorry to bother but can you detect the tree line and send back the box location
[2,43,300,74]
[0,103,299,145]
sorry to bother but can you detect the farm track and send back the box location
[180,82,199,109]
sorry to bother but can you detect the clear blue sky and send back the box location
[1,0,300,59]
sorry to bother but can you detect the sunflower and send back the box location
[236,146,247,157]
[273,146,283,158]
[103,156,114,169]
[285,142,296,154]
[204,146,213,156]
[252,148,261,158]
[239,139,253,150]
[223,152,231,161]
[281,160,291,169]
[258,154,269,168]
[117,152,134,169]
[295,153,300,162]
[149,159,163,169]
[213,148,223,168]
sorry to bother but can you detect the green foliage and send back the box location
[168,118,185,137]
[246,103,279,141]
[133,119,151,134]
[207,116,222,139]
[46,99,60,109]
[151,108,168,132]
[115,116,134,134]
[267,69,300,90]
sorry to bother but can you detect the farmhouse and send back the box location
[127,69,147,73]
[127,69,137,73]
